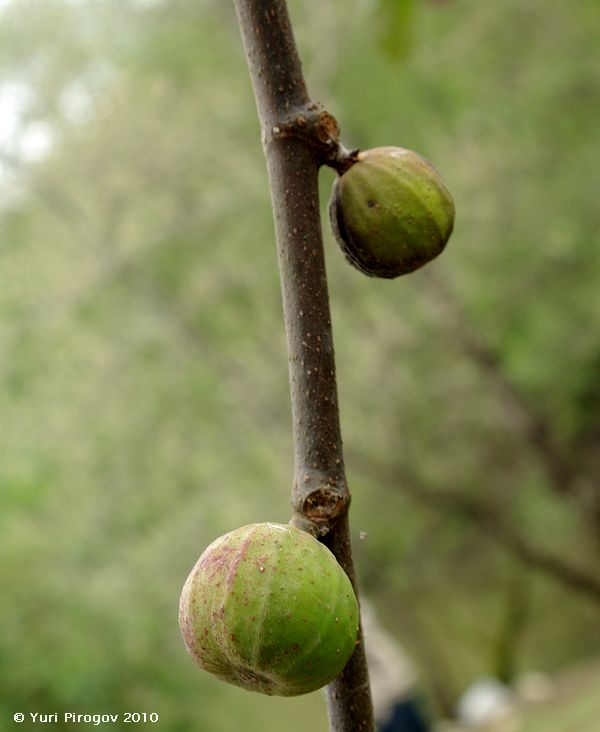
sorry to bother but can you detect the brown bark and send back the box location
[232,1,375,729]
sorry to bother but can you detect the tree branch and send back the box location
[353,450,600,604]
[397,463,600,604]
[424,270,577,495]
[417,485,600,604]
[424,271,600,549]
[425,271,600,550]
[233,1,374,729]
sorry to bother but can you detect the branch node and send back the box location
[263,103,353,168]
[303,485,347,521]
[291,474,350,536]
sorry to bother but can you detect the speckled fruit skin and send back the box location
[329,146,455,278]
[178,522,359,696]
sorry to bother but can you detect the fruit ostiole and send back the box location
[328,145,455,278]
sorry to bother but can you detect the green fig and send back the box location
[329,146,455,278]
[178,522,359,696]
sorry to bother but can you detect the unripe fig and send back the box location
[179,522,359,696]
[329,146,455,278]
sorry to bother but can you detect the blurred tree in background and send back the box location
[1,0,599,729]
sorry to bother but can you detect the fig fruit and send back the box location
[329,146,455,278]
[179,522,359,696]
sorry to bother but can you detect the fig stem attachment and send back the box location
[326,144,360,175]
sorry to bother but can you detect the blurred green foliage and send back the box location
[1,0,599,729]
